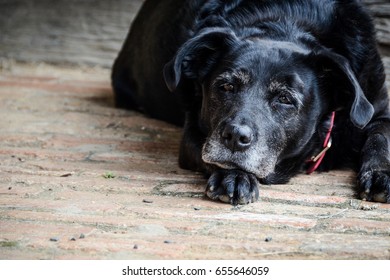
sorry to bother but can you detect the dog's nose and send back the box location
[221,123,253,152]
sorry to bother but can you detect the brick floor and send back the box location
[0,62,389,260]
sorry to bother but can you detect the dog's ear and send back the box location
[314,49,374,129]
[163,28,238,92]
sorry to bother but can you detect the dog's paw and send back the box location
[206,170,260,205]
[358,169,390,203]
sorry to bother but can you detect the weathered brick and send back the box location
[1,63,390,260]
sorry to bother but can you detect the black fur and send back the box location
[112,0,390,205]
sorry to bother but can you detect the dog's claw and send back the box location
[218,195,231,203]
[206,169,260,205]
[358,169,390,203]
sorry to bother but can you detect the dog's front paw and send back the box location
[358,169,390,203]
[206,170,260,205]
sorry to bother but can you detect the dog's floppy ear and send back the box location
[163,28,238,92]
[314,49,374,129]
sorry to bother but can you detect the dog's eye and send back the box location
[277,94,292,105]
[219,83,234,93]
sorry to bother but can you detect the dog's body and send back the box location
[112,0,390,205]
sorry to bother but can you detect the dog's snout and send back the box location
[222,123,254,152]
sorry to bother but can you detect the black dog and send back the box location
[112,0,390,205]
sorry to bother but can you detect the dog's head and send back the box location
[164,28,374,180]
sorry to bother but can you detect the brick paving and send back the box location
[0,62,389,260]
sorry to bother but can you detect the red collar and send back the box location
[307,111,336,174]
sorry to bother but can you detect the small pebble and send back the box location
[164,240,174,244]
[60,173,72,178]
[194,207,201,211]
[79,233,85,239]
[265,237,272,242]
[142,199,153,204]
[70,237,77,241]
[8,187,12,190]
[50,237,59,242]
[133,244,138,249]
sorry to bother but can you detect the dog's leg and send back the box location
[358,120,390,203]
[111,64,139,110]
[178,126,205,173]
[177,111,207,172]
